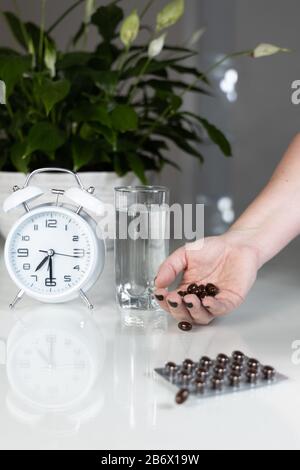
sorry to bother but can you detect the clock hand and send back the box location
[35,255,49,272]
[39,250,81,259]
[37,349,50,365]
[48,256,53,282]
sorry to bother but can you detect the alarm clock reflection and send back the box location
[0,306,106,434]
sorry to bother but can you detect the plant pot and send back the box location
[0,171,154,245]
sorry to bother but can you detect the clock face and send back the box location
[8,329,95,409]
[5,207,98,301]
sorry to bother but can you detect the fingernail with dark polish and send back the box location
[155,294,164,301]
[168,300,178,308]
[184,302,193,309]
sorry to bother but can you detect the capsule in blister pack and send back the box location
[155,351,287,405]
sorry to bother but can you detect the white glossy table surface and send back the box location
[1,239,300,451]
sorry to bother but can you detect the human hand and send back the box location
[155,233,260,325]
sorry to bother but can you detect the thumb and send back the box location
[155,246,187,288]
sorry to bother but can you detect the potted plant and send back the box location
[0,0,289,239]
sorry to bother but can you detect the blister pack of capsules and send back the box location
[155,351,287,404]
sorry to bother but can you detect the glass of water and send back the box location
[115,186,169,312]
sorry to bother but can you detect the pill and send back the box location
[262,366,276,381]
[229,373,241,387]
[182,358,194,372]
[248,358,260,370]
[194,368,209,381]
[214,366,226,378]
[211,376,224,390]
[178,321,193,332]
[246,370,258,384]
[193,378,206,394]
[177,370,192,385]
[231,362,243,374]
[175,388,190,405]
[165,361,177,374]
[232,351,245,364]
[199,356,213,370]
[187,283,199,295]
[217,353,229,366]
[205,283,219,297]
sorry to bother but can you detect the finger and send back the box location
[165,292,193,322]
[202,295,237,317]
[183,294,214,325]
[154,289,170,313]
[155,246,187,288]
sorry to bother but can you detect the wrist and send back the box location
[223,226,265,270]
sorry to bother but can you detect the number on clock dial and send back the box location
[7,210,93,296]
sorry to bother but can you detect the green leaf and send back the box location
[27,122,65,154]
[96,124,117,149]
[10,141,29,173]
[2,12,29,50]
[80,122,117,150]
[57,52,92,69]
[170,64,209,84]
[94,70,119,94]
[70,103,111,127]
[111,105,138,132]
[179,112,232,156]
[197,117,232,156]
[35,78,70,115]
[0,55,31,96]
[0,47,20,56]
[143,79,210,95]
[154,127,204,161]
[71,136,95,171]
[72,23,86,46]
[123,55,195,79]
[126,153,147,184]
[91,4,124,40]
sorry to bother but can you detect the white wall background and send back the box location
[1,0,300,215]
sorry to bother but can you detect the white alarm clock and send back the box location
[3,168,106,309]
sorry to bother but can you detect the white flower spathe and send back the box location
[0,81,6,105]
[120,10,140,48]
[253,43,290,58]
[148,33,167,58]
[188,28,206,47]
[156,0,185,31]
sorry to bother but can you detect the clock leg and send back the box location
[79,290,94,310]
[9,290,25,309]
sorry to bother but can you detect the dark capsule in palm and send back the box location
[205,283,220,297]
[175,388,190,405]
[187,283,199,295]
